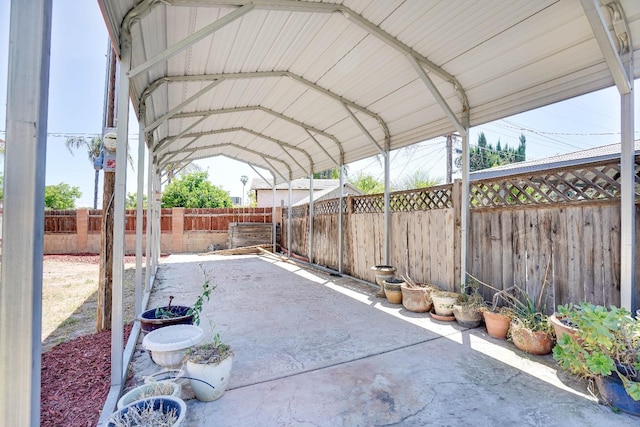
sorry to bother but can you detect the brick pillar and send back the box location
[76,208,88,254]
[172,207,184,253]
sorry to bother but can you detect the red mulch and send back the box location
[41,324,133,427]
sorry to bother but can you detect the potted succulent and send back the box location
[507,287,554,355]
[139,265,213,333]
[431,290,463,320]
[184,332,234,402]
[552,302,640,415]
[452,281,485,328]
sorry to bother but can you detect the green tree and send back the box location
[126,192,148,209]
[396,170,442,190]
[349,172,385,194]
[455,132,526,172]
[44,183,81,209]
[161,171,232,208]
[313,166,349,179]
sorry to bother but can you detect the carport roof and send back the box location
[98,0,640,183]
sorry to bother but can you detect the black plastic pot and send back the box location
[138,305,194,334]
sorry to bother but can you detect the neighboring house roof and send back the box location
[470,141,640,180]
[293,183,363,206]
[251,178,341,191]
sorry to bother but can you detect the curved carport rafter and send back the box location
[157,127,313,176]
[160,141,292,183]
[170,106,344,166]
[138,71,385,159]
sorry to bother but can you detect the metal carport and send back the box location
[2,0,639,424]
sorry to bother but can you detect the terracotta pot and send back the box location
[482,310,511,339]
[510,322,554,355]
[383,279,404,304]
[452,304,483,328]
[400,284,433,313]
[549,313,581,344]
[431,292,461,316]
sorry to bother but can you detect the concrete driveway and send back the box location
[127,253,637,426]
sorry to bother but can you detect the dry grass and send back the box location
[41,259,138,352]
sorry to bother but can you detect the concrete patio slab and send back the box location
[126,253,638,426]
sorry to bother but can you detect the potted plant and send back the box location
[383,278,404,304]
[184,332,234,402]
[400,277,438,313]
[139,265,214,333]
[552,302,640,415]
[117,380,181,410]
[106,396,186,426]
[452,280,485,328]
[431,290,463,319]
[505,284,555,355]
[370,265,396,298]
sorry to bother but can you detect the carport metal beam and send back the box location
[127,3,255,78]
[581,0,636,310]
[1,1,52,424]
[249,165,279,252]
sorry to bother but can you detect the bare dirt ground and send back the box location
[40,254,140,426]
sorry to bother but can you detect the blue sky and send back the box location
[1,1,638,207]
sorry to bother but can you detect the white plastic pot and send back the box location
[185,355,234,401]
[117,380,181,410]
[143,325,204,368]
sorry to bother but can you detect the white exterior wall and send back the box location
[257,189,308,207]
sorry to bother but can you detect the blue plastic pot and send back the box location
[595,373,640,416]
[107,396,186,426]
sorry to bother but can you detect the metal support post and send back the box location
[135,122,145,316]
[383,150,390,264]
[338,165,344,273]
[460,127,470,286]
[620,80,636,310]
[111,42,131,386]
[308,174,314,263]
[0,1,52,424]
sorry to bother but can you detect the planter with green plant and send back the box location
[507,282,554,356]
[139,265,214,333]
[184,332,234,402]
[552,302,640,415]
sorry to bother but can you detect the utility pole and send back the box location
[97,43,117,332]
[446,134,453,184]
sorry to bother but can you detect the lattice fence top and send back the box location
[470,160,640,208]
[314,199,341,216]
[352,185,453,213]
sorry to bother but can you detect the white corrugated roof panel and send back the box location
[97,0,640,183]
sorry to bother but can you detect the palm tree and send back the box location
[163,162,201,184]
[65,136,103,209]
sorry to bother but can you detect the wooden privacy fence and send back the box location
[44,207,277,255]
[282,157,640,311]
